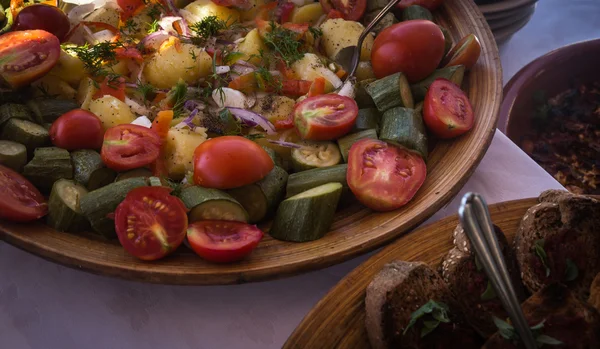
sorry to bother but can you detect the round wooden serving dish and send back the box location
[0,0,502,285]
[284,198,536,349]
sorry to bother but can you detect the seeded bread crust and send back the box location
[590,273,600,312]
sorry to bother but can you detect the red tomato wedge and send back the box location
[293,94,358,140]
[0,165,48,222]
[115,186,188,261]
[319,0,366,21]
[49,109,104,150]
[423,78,474,139]
[93,76,126,101]
[347,139,426,211]
[193,136,274,189]
[187,220,263,263]
[101,124,161,171]
[114,46,144,63]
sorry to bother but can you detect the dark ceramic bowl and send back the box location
[500,38,600,146]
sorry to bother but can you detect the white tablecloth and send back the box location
[1,0,595,347]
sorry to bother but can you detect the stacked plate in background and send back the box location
[475,0,538,44]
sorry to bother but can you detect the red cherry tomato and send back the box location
[423,78,474,139]
[0,164,48,222]
[115,186,188,261]
[371,20,445,83]
[101,124,161,172]
[442,34,481,70]
[93,76,126,102]
[347,139,426,211]
[293,94,358,141]
[396,0,444,11]
[49,109,104,151]
[193,136,274,189]
[0,30,60,89]
[13,4,70,42]
[319,0,366,21]
[187,220,263,263]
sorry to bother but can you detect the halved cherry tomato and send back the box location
[396,0,444,11]
[193,136,274,189]
[423,78,474,139]
[278,2,295,23]
[187,220,263,263]
[117,0,145,20]
[114,46,144,63]
[347,139,426,211]
[293,94,358,140]
[276,60,296,80]
[442,34,481,70]
[101,124,162,171]
[0,165,48,222]
[49,109,104,151]
[115,186,188,261]
[319,0,366,21]
[93,76,126,102]
[371,20,445,82]
[0,30,60,89]
[308,77,326,97]
[13,4,70,42]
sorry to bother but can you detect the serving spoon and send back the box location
[458,192,537,349]
[335,0,403,82]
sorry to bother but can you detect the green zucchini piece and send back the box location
[26,98,79,124]
[286,164,348,197]
[71,150,106,187]
[366,72,414,112]
[352,108,381,133]
[22,147,73,192]
[363,11,397,34]
[291,141,341,172]
[337,129,378,163]
[0,140,27,171]
[115,168,153,182]
[355,78,376,108]
[380,107,428,159]
[79,177,148,238]
[227,166,288,223]
[440,26,453,56]
[87,167,117,190]
[148,176,163,187]
[0,118,49,155]
[270,182,342,242]
[261,146,283,168]
[401,5,433,21]
[410,65,466,101]
[0,103,32,127]
[47,179,89,232]
[178,186,248,223]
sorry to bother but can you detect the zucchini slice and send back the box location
[261,146,284,168]
[178,186,249,223]
[366,72,414,112]
[88,168,117,190]
[270,182,343,242]
[115,168,153,182]
[0,118,49,156]
[26,98,79,124]
[22,147,73,192]
[401,5,433,21]
[0,103,33,127]
[380,107,428,159]
[0,140,27,172]
[228,166,288,223]
[291,141,342,172]
[411,65,466,101]
[337,129,378,163]
[355,78,376,108]
[352,108,381,133]
[79,177,148,238]
[47,179,89,232]
[286,164,348,197]
[71,149,108,188]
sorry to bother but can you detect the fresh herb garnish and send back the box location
[481,280,497,301]
[263,22,306,66]
[190,15,228,39]
[135,82,157,103]
[533,239,551,277]
[147,4,162,21]
[121,18,140,35]
[164,79,188,118]
[308,26,322,38]
[255,66,282,93]
[493,317,563,346]
[148,19,160,34]
[403,300,451,338]
[65,41,125,76]
[564,258,579,282]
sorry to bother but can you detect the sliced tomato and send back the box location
[308,77,326,97]
[347,139,426,211]
[281,79,312,96]
[117,0,145,20]
[319,0,366,21]
[101,124,162,171]
[278,2,295,23]
[423,78,474,139]
[93,76,126,102]
[114,46,143,63]
[187,220,263,263]
[115,186,188,261]
[276,60,296,79]
[293,94,358,140]
[228,72,258,93]
[0,165,47,222]
[442,34,481,70]
[255,1,278,20]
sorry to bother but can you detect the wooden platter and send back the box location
[284,198,536,349]
[0,0,502,285]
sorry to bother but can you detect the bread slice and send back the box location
[514,191,600,299]
[590,272,600,312]
[483,283,600,348]
[441,224,526,337]
[365,261,482,349]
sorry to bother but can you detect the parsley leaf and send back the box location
[403,300,450,338]
[534,239,551,277]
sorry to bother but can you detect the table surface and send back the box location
[1,1,597,348]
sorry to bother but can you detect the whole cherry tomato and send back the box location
[49,109,104,151]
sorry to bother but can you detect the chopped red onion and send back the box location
[215,66,231,75]
[267,140,302,148]
[140,30,171,50]
[158,16,184,35]
[226,107,276,135]
[184,100,206,111]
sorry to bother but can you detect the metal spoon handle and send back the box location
[458,193,537,349]
[346,0,402,78]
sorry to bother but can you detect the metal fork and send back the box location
[458,192,537,349]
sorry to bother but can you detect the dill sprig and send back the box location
[263,22,306,66]
[147,19,160,34]
[255,66,282,93]
[190,16,227,39]
[136,82,157,103]
[65,41,125,76]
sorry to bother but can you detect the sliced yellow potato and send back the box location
[320,18,374,62]
[88,95,136,130]
[291,3,324,25]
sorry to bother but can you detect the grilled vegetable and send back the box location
[26,98,79,124]
[47,179,89,232]
[379,107,428,159]
[337,129,378,163]
[178,185,249,223]
[0,118,49,155]
[0,140,27,171]
[22,147,73,192]
[411,65,466,102]
[366,72,414,112]
[291,141,342,172]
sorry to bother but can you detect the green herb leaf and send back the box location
[190,15,227,39]
[533,239,551,277]
[536,335,563,346]
[530,319,546,331]
[564,258,579,282]
[403,300,450,337]
[481,280,497,301]
[420,320,441,338]
[493,316,518,341]
[164,79,188,118]
[263,22,307,66]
